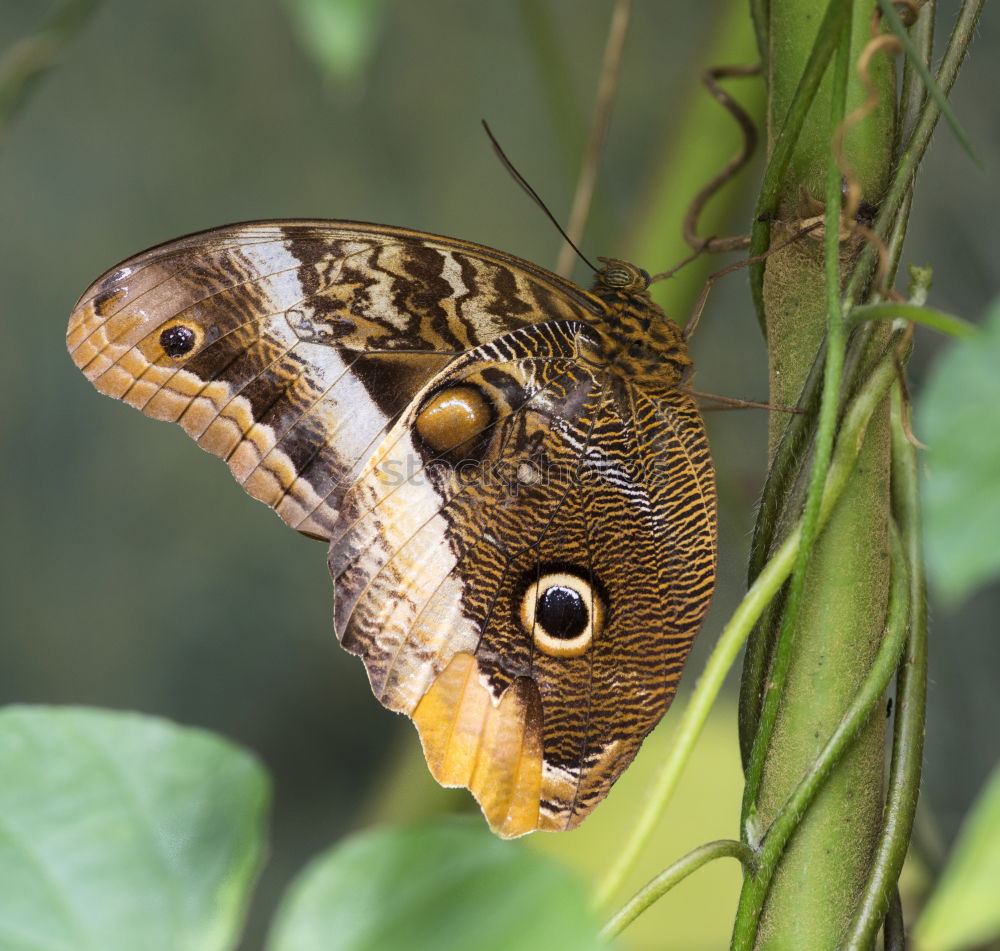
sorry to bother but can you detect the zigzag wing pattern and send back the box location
[326,322,717,836]
[67,221,600,540]
[67,219,718,837]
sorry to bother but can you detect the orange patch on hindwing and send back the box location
[412,652,544,838]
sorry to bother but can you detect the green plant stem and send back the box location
[843,0,985,306]
[897,0,935,146]
[739,0,896,757]
[884,0,933,293]
[747,0,848,329]
[883,890,905,951]
[600,839,754,940]
[739,0,970,752]
[749,0,769,64]
[733,7,977,943]
[738,344,824,760]
[874,0,977,163]
[839,385,928,951]
[736,307,900,949]
[595,327,904,909]
[739,319,908,762]
[732,520,911,951]
[739,10,852,836]
[746,0,977,607]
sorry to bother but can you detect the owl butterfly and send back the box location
[67,221,717,837]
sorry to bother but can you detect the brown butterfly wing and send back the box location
[327,321,717,836]
[67,220,600,540]
[67,221,718,836]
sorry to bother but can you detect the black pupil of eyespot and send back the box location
[160,325,196,357]
[537,585,588,640]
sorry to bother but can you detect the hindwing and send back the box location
[325,322,715,834]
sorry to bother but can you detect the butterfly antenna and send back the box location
[481,120,598,274]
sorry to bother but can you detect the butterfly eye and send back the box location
[598,258,647,290]
[414,384,495,464]
[520,571,605,658]
[159,324,199,358]
[603,263,634,288]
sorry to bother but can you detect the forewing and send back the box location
[67,220,601,540]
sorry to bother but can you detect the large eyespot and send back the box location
[414,384,495,464]
[159,323,199,358]
[519,570,605,658]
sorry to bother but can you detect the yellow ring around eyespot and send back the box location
[520,571,604,658]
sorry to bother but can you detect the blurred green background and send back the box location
[1,1,998,947]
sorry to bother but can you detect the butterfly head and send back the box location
[590,258,692,386]
[594,257,652,294]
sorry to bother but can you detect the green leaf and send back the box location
[266,818,606,951]
[917,297,1000,604]
[848,302,976,339]
[284,0,385,84]
[0,705,269,951]
[914,762,1000,951]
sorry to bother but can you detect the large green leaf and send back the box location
[0,706,268,951]
[914,761,1000,951]
[266,818,606,951]
[917,297,1000,603]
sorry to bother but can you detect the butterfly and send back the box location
[67,220,717,837]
